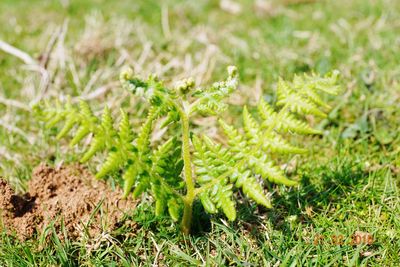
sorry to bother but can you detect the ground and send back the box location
[0,0,399,266]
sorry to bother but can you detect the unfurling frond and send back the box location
[37,65,340,234]
[191,66,239,115]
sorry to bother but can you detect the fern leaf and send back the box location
[96,151,125,178]
[122,163,138,197]
[152,182,167,216]
[193,135,231,184]
[299,82,331,109]
[118,110,134,144]
[137,107,158,157]
[250,154,297,186]
[167,198,181,221]
[44,100,66,128]
[57,114,77,140]
[80,106,117,162]
[230,167,271,208]
[242,106,260,143]
[258,99,321,134]
[242,176,271,208]
[101,106,116,136]
[277,112,322,134]
[151,137,183,189]
[70,126,91,146]
[277,90,327,117]
[303,70,341,95]
[199,192,218,214]
[262,133,307,154]
[132,175,150,198]
[56,100,79,139]
[218,120,247,160]
[211,183,236,221]
[191,66,238,115]
[81,137,104,163]
[69,101,98,146]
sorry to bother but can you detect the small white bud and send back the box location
[227,65,238,77]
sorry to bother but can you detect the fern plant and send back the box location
[35,66,340,234]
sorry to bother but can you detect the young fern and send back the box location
[35,66,340,234]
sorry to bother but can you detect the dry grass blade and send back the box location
[0,118,34,144]
[0,39,37,65]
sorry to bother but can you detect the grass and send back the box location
[0,0,399,265]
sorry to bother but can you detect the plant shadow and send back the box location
[266,160,367,231]
[229,160,368,239]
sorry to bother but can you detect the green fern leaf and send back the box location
[96,151,125,178]
[56,100,79,139]
[257,99,321,134]
[132,175,150,198]
[211,183,236,221]
[262,133,307,154]
[241,176,271,208]
[80,106,117,162]
[37,66,340,235]
[122,163,139,197]
[199,192,218,214]
[250,153,297,186]
[167,198,181,222]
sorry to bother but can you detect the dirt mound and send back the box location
[0,164,136,240]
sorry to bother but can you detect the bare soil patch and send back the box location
[0,164,135,240]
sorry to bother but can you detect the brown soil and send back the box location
[0,164,136,240]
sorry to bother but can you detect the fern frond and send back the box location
[276,80,326,117]
[276,70,340,118]
[132,175,150,198]
[118,110,135,144]
[218,120,247,160]
[152,137,184,189]
[210,182,236,221]
[37,66,340,234]
[199,191,218,214]
[249,153,297,186]
[122,163,139,197]
[243,106,306,154]
[44,100,67,128]
[81,106,117,162]
[257,99,321,134]
[152,182,168,216]
[81,137,105,163]
[301,70,341,95]
[56,100,79,139]
[192,135,232,184]
[136,107,159,158]
[241,176,271,208]
[191,66,239,115]
[70,101,98,146]
[242,106,260,144]
[167,198,181,222]
[96,151,126,178]
[262,133,307,154]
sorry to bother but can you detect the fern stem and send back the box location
[181,198,193,235]
[180,106,195,234]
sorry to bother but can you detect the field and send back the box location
[0,0,399,265]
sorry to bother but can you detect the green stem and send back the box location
[180,106,195,234]
[181,198,193,235]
